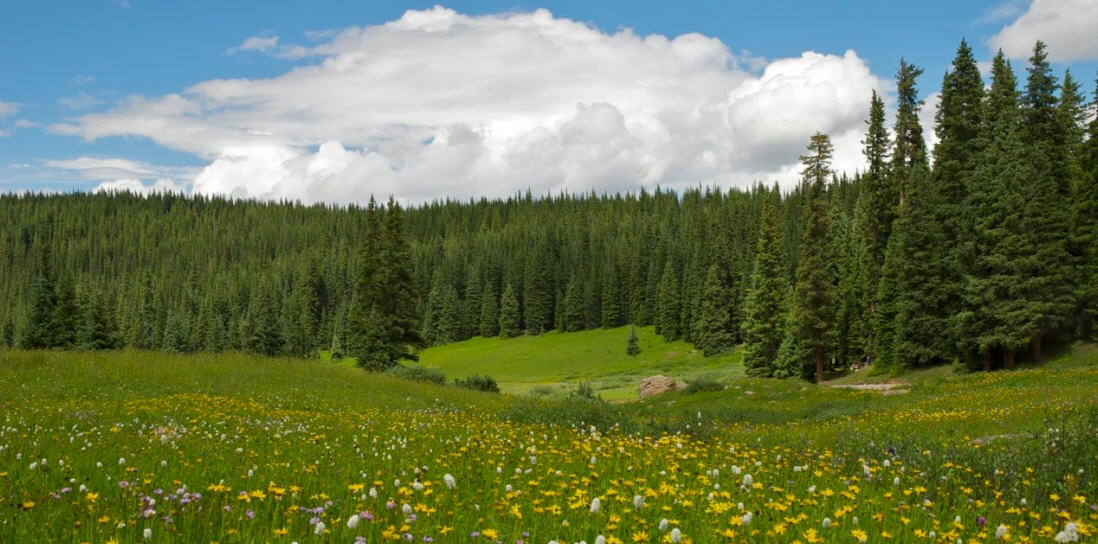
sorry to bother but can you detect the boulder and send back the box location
[638,375,681,398]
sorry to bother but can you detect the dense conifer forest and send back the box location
[2,40,1096,379]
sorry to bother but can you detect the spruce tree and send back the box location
[78,290,121,350]
[498,283,521,338]
[626,325,641,356]
[282,258,320,357]
[21,245,56,349]
[694,263,734,356]
[743,197,787,377]
[461,267,483,340]
[933,39,984,361]
[962,51,1031,370]
[887,162,950,368]
[857,91,893,365]
[600,270,622,328]
[478,280,500,337]
[1071,74,1098,337]
[1018,41,1073,359]
[562,275,585,332]
[378,197,426,362]
[789,133,837,383]
[655,261,681,341]
[892,60,928,204]
[50,278,79,349]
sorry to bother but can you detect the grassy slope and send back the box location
[417,325,743,399]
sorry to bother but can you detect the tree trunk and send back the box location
[1031,331,1043,362]
[815,345,824,384]
[1004,347,1015,370]
[982,349,990,372]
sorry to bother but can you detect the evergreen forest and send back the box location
[2,40,1097,380]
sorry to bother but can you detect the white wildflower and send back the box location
[822,517,831,529]
[444,473,456,489]
[996,525,1008,539]
[143,528,152,539]
[670,528,682,543]
[313,521,325,535]
[347,514,360,529]
[742,512,753,525]
[633,494,644,509]
[590,497,601,514]
[401,503,412,516]
[659,519,669,531]
[742,474,753,487]
[368,487,378,499]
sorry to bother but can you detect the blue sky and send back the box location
[1,0,1095,202]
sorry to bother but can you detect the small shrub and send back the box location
[568,381,602,401]
[455,374,500,393]
[529,385,555,397]
[685,376,724,393]
[387,365,447,385]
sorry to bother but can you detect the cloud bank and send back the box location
[988,0,1098,62]
[56,7,889,203]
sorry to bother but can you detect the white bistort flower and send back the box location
[347,514,360,529]
[996,525,1008,539]
[670,528,682,543]
[590,497,601,514]
[313,521,325,535]
[444,473,456,489]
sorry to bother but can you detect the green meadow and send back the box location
[2,344,1097,543]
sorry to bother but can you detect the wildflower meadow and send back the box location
[2,349,1096,543]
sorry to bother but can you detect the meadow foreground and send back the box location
[1,348,1097,543]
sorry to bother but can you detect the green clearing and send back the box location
[417,325,743,399]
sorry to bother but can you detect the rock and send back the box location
[638,375,681,398]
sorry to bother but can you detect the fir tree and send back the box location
[562,275,585,332]
[694,264,734,356]
[933,39,984,361]
[1018,41,1074,359]
[857,91,893,365]
[282,258,320,357]
[892,60,928,204]
[50,279,79,349]
[78,290,121,350]
[378,197,426,363]
[626,325,641,357]
[21,244,56,349]
[461,267,483,340]
[743,197,787,377]
[887,162,950,368]
[498,283,521,338]
[789,133,836,383]
[655,261,681,341]
[600,270,622,328]
[250,287,284,357]
[478,280,500,337]
[962,51,1031,370]
[1071,74,1098,337]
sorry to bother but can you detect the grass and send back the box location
[418,325,743,400]
[2,343,1097,543]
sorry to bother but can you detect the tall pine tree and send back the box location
[742,197,787,377]
[789,133,837,383]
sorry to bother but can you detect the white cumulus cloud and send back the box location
[59,7,889,203]
[988,0,1098,61]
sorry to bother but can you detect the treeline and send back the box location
[0,40,1095,379]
